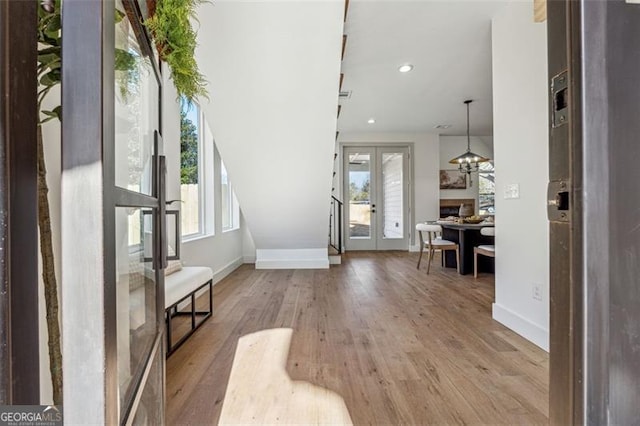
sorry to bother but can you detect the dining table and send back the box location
[437,221,495,275]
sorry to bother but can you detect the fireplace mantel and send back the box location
[440,198,475,217]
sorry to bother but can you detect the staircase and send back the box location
[328,0,349,266]
[194,0,345,269]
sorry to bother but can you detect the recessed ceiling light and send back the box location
[367,118,376,124]
[434,124,452,129]
[398,64,414,73]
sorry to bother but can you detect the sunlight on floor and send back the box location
[219,328,353,425]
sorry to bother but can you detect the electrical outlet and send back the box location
[504,183,520,199]
[532,283,542,301]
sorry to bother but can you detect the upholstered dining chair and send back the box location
[416,223,460,274]
[474,226,495,278]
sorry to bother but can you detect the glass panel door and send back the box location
[344,148,376,250]
[376,147,410,250]
[60,0,165,422]
[114,1,165,423]
[344,146,410,251]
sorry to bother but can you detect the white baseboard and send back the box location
[408,244,421,253]
[328,254,342,265]
[243,254,256,264]
[492,303,549,352]
[255,248,329,270]
[212,256,245,286]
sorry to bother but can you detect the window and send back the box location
[180,101,203,238]
[478,161,495,215]
[220,160,239,231]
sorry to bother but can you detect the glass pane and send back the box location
[166,211,179,258]
[180,102,201,236]
[382,153,404,239]
[116,207,157,420]
[221,161,232,230]
[131,345,164,425]
[479,161,495,215]
[115,0,159,195]
[348,153,371,239]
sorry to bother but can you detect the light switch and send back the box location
[504,183,520,199]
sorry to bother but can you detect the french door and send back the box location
[62,1,167,423]
[343,146,410,251]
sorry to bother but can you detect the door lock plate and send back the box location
[547,180,570,222]
[552,71,569,128]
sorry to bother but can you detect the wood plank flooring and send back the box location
[218,328,353,424]
[166,252,549,425]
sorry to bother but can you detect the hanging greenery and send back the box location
[145,0,208,104]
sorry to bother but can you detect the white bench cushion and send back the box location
[429,238,457,246]
[165,266,213,309]
[477,244,495,252]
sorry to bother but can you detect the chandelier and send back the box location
[448,100,490,187]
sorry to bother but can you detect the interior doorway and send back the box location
[343,146,410,251]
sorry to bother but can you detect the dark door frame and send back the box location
[548,0,640,424]
[0,0,40,405]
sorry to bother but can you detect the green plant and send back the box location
[145,0,208,104]
[37,0,63,406]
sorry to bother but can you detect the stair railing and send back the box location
[329,196,343,254]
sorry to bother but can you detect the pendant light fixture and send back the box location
[448,100,490,187]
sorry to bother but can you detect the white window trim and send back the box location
[219,156,240,233]
[222,189,240,233]
[181,102,215,242]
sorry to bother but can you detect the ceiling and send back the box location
[338,1,506,136]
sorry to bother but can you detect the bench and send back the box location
[164,266,214,357]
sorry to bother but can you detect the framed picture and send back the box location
[440,170,467,189]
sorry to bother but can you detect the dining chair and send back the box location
[416,223,460,274]
[474,226,495,278]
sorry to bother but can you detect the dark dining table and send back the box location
[438,222,495,275]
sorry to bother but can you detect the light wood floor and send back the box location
[166,252,549,425]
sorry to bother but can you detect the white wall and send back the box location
[163,73,247,281]
[491,2,549,351]
[439,136,493,214]
[195,1,344,268]
[338,132,440,250]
